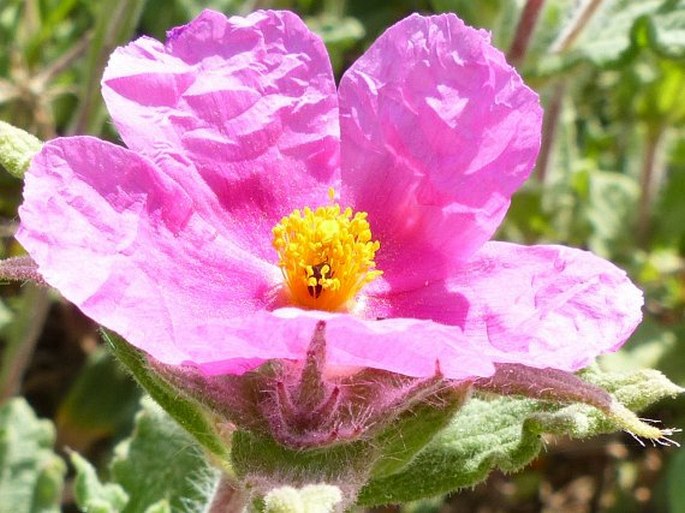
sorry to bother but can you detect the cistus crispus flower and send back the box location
[14,9,655,508]
[17,10,641,391]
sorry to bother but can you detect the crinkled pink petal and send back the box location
[16,137,494,379]
[365,241,643,372]
[17,137,280,370]
[102,9,340,260]
[185,308,494,379]
[339,13,542,290]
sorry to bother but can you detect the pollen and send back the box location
[272,199,382,312]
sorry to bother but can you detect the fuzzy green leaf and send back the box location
[103,331,232,470]
[0,398,66,513]
[70,451,128,513]
[57,347,140,452]
[358,367,681,506]
[110,397,220,513]
[0,121,42,179]
[69,397,219,513]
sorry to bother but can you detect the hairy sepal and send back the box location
[357,364,682,506]
[103,330,233,473]
[107,324,470,509]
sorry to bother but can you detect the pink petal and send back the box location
[186,308,494,379]
[17,137,279,369]
[17,137,493,379]
[365,241,643,372]
[102,9,340,261]
[339,13,542,289]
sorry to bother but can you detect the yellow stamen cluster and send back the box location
[272,201,382,311]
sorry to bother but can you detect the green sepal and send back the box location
[231,430,372,487]
[0,398,66,513]
[370,384,470,478]
[357,366,682,506]
[0,121,42,179]
[579,365,683,439]
[70,451,129,513]
[102,330,232,472]
[230,384,469,507]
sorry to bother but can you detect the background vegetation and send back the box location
[0,0,684,511]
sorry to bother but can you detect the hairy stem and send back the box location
[0,256,46,285]
[207,474,247,513]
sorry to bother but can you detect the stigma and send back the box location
[272,195,382,312]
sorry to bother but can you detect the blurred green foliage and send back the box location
[0,398,65,513]
[0,0,684,511]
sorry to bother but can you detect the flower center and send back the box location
[272,194,382,312]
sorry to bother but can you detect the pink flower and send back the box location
[17,10,642,380]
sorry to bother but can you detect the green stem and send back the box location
[323,0,345,18]
[637,125,665,246]
[68,0,147,136]
[33,32,92,89]
[535,81,566,183]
